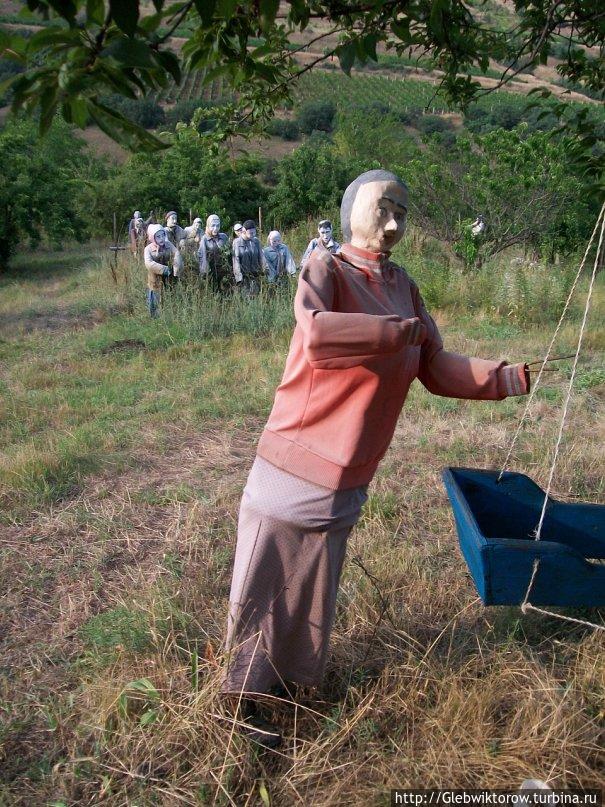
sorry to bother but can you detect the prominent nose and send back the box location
[384,217,398,233]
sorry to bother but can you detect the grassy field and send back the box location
[0,242,603,805]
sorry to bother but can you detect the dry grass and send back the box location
[0,245,603,805]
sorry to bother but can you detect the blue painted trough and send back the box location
[442,467,605,606]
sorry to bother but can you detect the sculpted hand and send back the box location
[400,317,427,346]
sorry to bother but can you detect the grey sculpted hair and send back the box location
[340,169,408,242]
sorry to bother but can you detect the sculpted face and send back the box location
[269,232,281,248]
[349,180,408,252]
[167,213,178,227]
[318,225,332,245]
[154,229,167,247]
[207,214,220,236]
[243,226,256,240]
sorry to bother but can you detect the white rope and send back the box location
[498,200,605,481]
[532,209,605,542]
[522,601,605,632]
[520,205,605,629]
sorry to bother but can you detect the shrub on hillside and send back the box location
[415,114,454,135]
[269,135,352,227]
[101,95,166,129]
[296,100,336,134]
[267,118,300,140]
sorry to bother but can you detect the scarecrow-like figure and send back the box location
[263,230,297,285]
[221,169,530,747]
[178,216,203,276]
[129,213,146,256]
[143,224,183,316]
[300,219,341,271]
[181,217,203,249]
[232,219,267,297]
[198,214,231,291]
[164,211,186,248]
[128,210,155,256]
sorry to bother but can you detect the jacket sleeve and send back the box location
[232,240,242,282]
[144,246,168,276]
[170,242,183,276]
[198,237,208,275]
[300,239,316,272]
[412,282,529,399]
[295,253,409,370]
[285,246,297,275]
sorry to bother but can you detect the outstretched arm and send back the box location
[412,282,529,399]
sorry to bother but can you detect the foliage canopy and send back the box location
[0,0,602,185]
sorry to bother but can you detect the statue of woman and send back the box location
[143,224,183,316]
[198,214,230,291]
[221,170,530,747]
[164,211,186,248]
[263,230,297,286]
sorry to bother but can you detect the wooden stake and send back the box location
[258,206,262,240]
[108,211,126,285]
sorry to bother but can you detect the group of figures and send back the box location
[127,210,341,317]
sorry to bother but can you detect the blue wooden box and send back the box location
[442,467,605,606]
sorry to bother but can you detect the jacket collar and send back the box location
[339,243,394,280]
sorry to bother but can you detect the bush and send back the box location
[102,95,166,129]
[415,114,454,135]
[267,118,300,140]
[297,100,336,134]
[395,106,423,125]
[269,135,352,227]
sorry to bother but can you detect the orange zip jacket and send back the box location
[256,243,528,490]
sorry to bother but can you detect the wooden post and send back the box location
[108,211,126,285]
[189,208,192,225]
[258,206,262,240]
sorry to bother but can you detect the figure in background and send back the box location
[471,214,486,237]
[164,211,186,248]
[263,230,297,286]
[198,214,231,292]
[233,223,243,240]
[300,219,341,271]
[179,216,203,275]
[181,217,203,249]
[143,224,183,316]
[232,219,267,298]
[129,213,147,256]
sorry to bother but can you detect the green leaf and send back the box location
[260,0,279,29]
[86,0,105,26]
[47,0,77,22]
[70,97,89,127]
[154,49,182,83]
[104,36,154,68]
[217,0,237,18]
[109,0,139,37]
[139,11,163,32]
[140,709,158,726]
[337,41,356,76]
[28,26,81,49]
[88,99,170,151]
[194,0,216,25]
[258,780,270,807]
